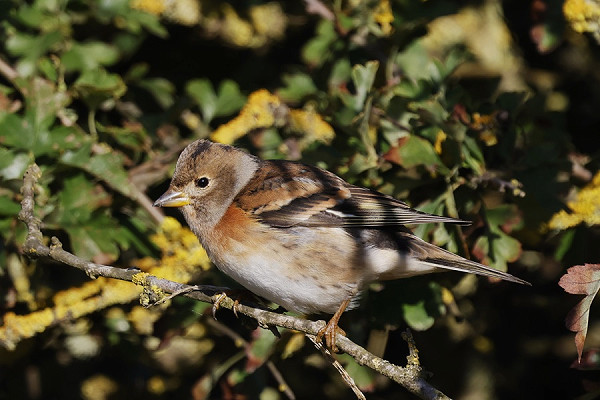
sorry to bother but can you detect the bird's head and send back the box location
[153,139,259,234]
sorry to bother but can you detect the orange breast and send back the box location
[213,205,256,241]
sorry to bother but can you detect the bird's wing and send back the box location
[235,160,469,228]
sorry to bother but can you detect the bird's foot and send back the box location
[316,318,347,353]
[211,289,265,319]
[316,298,351,352]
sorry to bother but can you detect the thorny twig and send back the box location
[18,164,451,400]
[471,173,525,197]
[308,334,366,400]
[205,318,296,400]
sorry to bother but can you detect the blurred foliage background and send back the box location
[1,0,600,399]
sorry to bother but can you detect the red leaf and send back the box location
[559,264,600,363]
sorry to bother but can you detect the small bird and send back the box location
[154,139,529,350]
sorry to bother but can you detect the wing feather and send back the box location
[234,160,469,228]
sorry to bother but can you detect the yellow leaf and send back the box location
[288,108,335,144]
[564,0,600,34]
[211,89,285,144]
[250,3,287,40]
[281,331,305,359]
[549,171,600,229]
[130,0,166,15]
[374,0,394,36]
[434,130,447,154]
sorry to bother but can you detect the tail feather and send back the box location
[426,256,531,285]
[403,232,531,285]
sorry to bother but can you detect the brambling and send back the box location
[154,139,529,350]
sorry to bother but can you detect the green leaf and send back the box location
[555,229,575,261]
[129,10,169,38]
[340,61,379,111]
[87,153,134,198]
[60,146,135,198]
[411,99,449,127]
[0,110,80,157]
[25,77,71,131]
[64,212,127,262]
[61,42,120,72]
[436,46,469,80]
[402,300,435,330]
[50,174,129,261]
[245,329,278,373]
[6,31,62,76]
[214,80,245,118]
[485,204,523,232]
[186,79,245,123]
[395,41,432,82]
[402,281,444,330]
[95,0,167,37]
[396,135,443,169]
[98,123,148,150]
[14,4,44,28]
[74,69,127,109]
[0,113,29,150]
[339,355,376,390]
[38,57,58,81]
[0,149,33,181]
[0,112,52,156]
[59,142,93,166]
[0,148,16,172]
[278,73,318,102]
[118,218,157,257]
[393,79,424,98]
[124,63,149,81]
[138,77,175,109]
[473,226,522,272]
[462,136,485,175]
[0,218,14,239]
[433,223,451,247]
[413,194,446,239]
[0,79,70,154]
[329,59,352,88]
[186,79,217,122]
[0,196,21,216]
[48,126,87,153]
[56,174,109,226]
[302,20,337,67]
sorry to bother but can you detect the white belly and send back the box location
[206,226,361,314]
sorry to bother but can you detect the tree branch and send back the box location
[308,334,366,400]
[0,55,18,83]
[18,164,451,400]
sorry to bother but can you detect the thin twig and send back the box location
[0,56,18,82]
[206,318,296,400]
[308,334,366,400]
[471,172,525,197]
[18,164,451,400]
[128,141,189,191]
[127,140,191,224]
[129,181,165,224]
[302,0,334,20]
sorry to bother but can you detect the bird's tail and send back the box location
[422,254,531,285]
[397,233,531,285]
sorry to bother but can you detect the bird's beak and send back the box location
[153,189,191,207]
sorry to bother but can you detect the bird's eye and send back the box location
[195,177,209,188]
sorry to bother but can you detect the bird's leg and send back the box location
[316,298,351,352]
